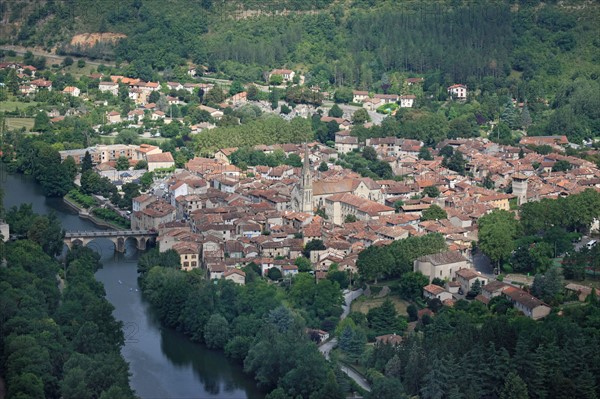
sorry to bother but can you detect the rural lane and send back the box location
[318,288,371,392]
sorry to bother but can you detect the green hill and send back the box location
[1,0,599,140]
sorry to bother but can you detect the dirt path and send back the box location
[0,45,116,67]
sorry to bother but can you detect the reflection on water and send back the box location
[2,173,264,399]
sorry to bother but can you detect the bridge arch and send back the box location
[64,230,158,254]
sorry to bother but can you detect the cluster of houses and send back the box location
[59,143,175,176]
[88,132,599,322]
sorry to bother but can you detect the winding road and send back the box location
[318,288,371,392]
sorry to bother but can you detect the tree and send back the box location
[318,161,329,172]
[419,147,433,160]
[267,267,283,281]
[531,267,564,303]
[134,160,147,170]
[280,104,291,115]
[423,186,440,198]
[439,145,454,158]
[149,90,160,104]
[269,74,283,85]
[421,205,447,221]
[203,314,229,349]
[81,151,93,173]
[478,210,519,268]
[63,56,74,66]
[445,150,466,175]
[500,101,520,130]
[139,172,154,190]
[204,87,226,104]
[328,104,343,118]
[500,372,529,399]
[367,298,402,335]
[294,256,313,272]
[77,59,86,68]
[398,271,429,301]
[334,87,353,103]
[115,156,130,171]
[521,105,532,129]
[468,279,483,297]
[352,108,370,124]
[552,160,572,172]
[344,214,357,223]
[303,239,326,258]
[357,245,394,283]
[247,84,260,101]
[362,146,378,161]
[116,129,139,145]
[340,326,366,363]
[33,111,51,132]
[63,156,78,183]
[229,80,244,96]
[406,304,418,322]
[366,377,406,399]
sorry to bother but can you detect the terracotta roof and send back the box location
[423,284,448,295]
[416,251,467,266]
[147,152,174,163]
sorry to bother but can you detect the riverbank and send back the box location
[62,196,120,230]
[5,172,263,399]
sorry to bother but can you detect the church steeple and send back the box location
[294,143,313,213]
[301,142,312,189]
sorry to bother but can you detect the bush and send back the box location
[91,208,130,229]
[67,189,96,208]
[502,264,513,273]
[77,59,86,68]
[376,103,398,114]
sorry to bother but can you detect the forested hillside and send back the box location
[1,0,598,140]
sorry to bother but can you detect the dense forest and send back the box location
[361,296,600,399]
[0,200,134,399]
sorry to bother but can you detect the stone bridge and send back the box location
[64,230,158,253]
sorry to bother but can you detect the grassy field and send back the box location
[351,295,409,316]
[0,100,39,112]
[6,117,34,130]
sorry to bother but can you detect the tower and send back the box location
[299,144,313,213]
[512,173,528,206]
[292,144,313,213]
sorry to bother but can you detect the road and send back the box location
[318,288,371,392]
[341,288,363,320]
[329,102,386,126]
[0,45,116,67]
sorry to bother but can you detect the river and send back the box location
[2,172,264,399]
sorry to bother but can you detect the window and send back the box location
[191,261,197,267]
[183,262,189,267]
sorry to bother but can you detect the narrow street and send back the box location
[318,288,371,392]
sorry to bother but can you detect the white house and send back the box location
[269,69,295,83]
[399,95,416,108]
[447,84,468,100]
[62,86,81,97]
[423,284,453,302]
[455,268,488,295]
[99,81,119,96]
[352,90,369,103]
